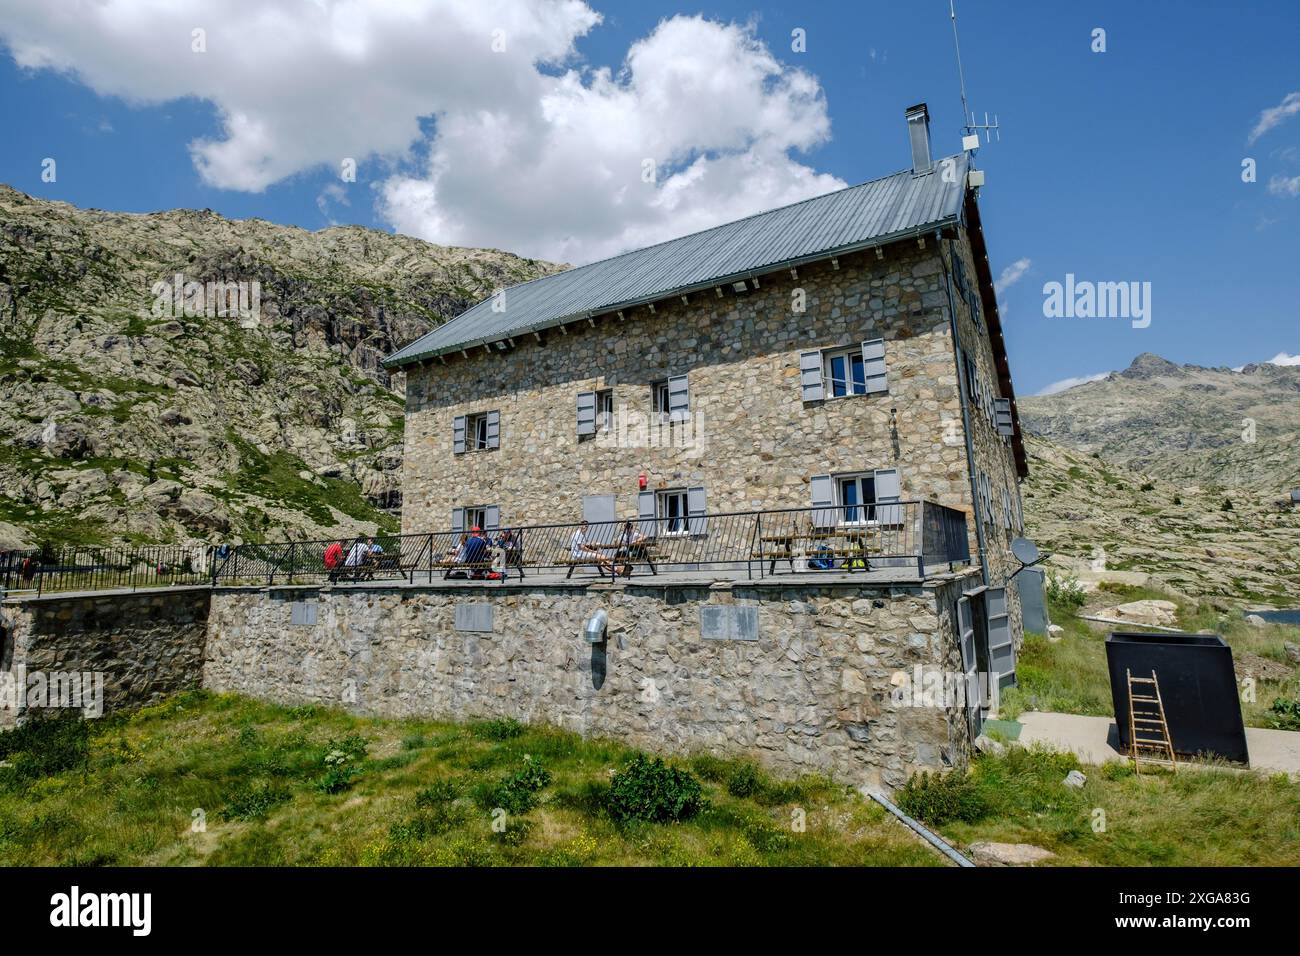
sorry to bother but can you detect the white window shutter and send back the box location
[451,507,465,533]
[861,338,888,393]
[486,410,500,449]
[453,415,466,454]
[687,486,707,536]
[799,350,825,402]
[638,490,658,538]
[809,474,835,528]
[873,468,902,524]
[484,505,500,532]
[994,397,1014,437]
[577,391,596,436]
[668,374,690,422]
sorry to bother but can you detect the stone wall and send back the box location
[0,586,210,727]
[203,573,976,789]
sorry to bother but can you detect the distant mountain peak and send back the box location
[1119,352,1183,379]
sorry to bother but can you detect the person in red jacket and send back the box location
[324,540,344,583]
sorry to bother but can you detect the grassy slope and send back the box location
[0,692,936,867]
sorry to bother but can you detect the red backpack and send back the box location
[324,542,344,569]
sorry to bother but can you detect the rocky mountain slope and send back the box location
[1018,352,1300,602]
[1018,352,1300,491]
[0,185,560,550]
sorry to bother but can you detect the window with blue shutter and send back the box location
[485,410,500,449]
[687,486,707,536]
[453,415,466,454]
[484,505,500,532]
[861,339,888,393]
[873,468,902,524]
[451,507,465,533]
[799,350,825,402]
[577,391,596,436]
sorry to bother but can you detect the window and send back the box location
[577,389,615,436]
[824,347,868,397]
[452,505,499,532]
[658,489,689,534]
[800,341,887,401]
[454,411,498,453]
[652,375,689,422]
[837,473,876,523]
[596,389,614,431]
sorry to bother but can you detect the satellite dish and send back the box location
[1011,537,1042,567]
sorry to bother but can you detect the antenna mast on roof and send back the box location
[949,0,999,148]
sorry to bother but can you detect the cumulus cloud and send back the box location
[994,257,1031,296]
[0,1,845,263]
[1036,372,1109,396]
[1248,92,1300,145]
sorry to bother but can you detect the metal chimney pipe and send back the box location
[906,103,932,174]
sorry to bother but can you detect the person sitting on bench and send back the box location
[458,526,490,578]
[570,520,614,575]
[613,520,646,577]
[495,528,522,576]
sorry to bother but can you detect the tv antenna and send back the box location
[950,0,1000,149]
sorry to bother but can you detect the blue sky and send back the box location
[0,0,1296,395]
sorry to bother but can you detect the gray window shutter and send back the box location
[873,468,902,524]
[667,373,690,422]
[453,415,467,454]
[809,473,835,528]
[687,486,707,536]
[994,397,1013,437]
[583,494,616,527]
[486,410,500,449]
[577,391,596,436]
[799,350,824,402]
[484,505,500,532]
[451,507,465,533]
[638,490,657,538]
[861,339,888,393]
[985,586,1015,688]
[957,596,984,734]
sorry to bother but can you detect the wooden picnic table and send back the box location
[753,528,875,574]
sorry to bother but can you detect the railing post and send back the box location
[288,542,296,585]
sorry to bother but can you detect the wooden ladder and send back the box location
[1126,669,1177,774]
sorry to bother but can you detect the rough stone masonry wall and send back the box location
[400,242,973,535]
[0,586,210,728]
[204,575,975,789]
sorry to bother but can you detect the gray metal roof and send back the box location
[385,153,968,368]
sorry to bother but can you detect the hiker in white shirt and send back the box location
[570,520,614,574]
[344,539,369,568]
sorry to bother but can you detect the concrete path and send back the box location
[1017,711,1300,777]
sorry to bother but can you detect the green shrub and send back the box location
[896,770,991,826]
[1266,697,1300,731]
[221,782,291,821]
[607,753,706,824]
[1045,571,1086,611]
[472,718,524,741]
[726,762,763,799]
[475,757,551,814]
[414,779,461,807]
[0,712,89,779]
[314,734,368,793]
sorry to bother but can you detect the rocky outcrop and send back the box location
[0,184,561,547]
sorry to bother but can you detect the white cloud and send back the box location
[1248,92,1300,145]
[0,1,845,263]
[994,257,1031,296]
[1036,372,1108,396]
[1267,174,1300,198]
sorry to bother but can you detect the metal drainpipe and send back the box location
[867,790,976,867]
[939,231,989,586]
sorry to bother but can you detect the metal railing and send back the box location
[208,499,972,586]
[0,544,214,597]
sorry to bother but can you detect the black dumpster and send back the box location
[1105,631,1249,764]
